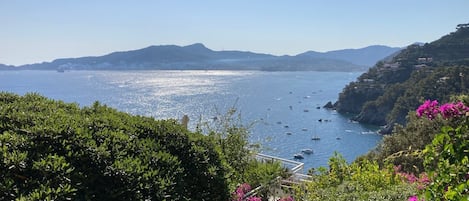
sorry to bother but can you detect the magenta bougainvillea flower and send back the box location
[416,100,469,120]
[416,100,439,119]
[408,195,419,201]
[440,101,469,119]
[246,197,262,201]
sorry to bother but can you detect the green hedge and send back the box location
[0,92,229,200]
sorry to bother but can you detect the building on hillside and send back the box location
[417,57,433,64]
[414,64,428,69]
[383,62,400,69]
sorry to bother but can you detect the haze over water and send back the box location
[0,70,382,170]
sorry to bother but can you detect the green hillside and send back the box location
[334,24,469,133]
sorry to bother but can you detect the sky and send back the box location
[1,1,468,66]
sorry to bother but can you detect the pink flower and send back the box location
[439,102,469,119]
[399,172,418,183]
[418,173,431,184]
[233,183,252,201]
[416,100,439,119]
[408,195,418,201]
[236,183,252,194]
[393,165,402,173]
[278,196,294,201]
[417,100,469,120]
[407,174,418,183]
[246,197,262,201]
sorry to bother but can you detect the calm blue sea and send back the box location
[0,70,382,170]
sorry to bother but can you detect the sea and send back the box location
[0,70,382,171]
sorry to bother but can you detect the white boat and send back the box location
[311,126,320,140]
[301,148,313,154]
[361,130,376,135]
[293,153,304,159]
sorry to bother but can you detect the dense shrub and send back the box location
[364,95,469,174]
[293,153,418,201]
[0,92,229,200]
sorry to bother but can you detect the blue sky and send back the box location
[1,0,468,65]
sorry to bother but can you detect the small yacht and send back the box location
[311,136,321,140]
[293,153,304,159]
[311,125,320,140]
[301,148,314,154]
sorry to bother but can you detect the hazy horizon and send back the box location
[1,0,468,65]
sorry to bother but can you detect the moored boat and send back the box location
[293,153,304,159]
[301,148,313,154]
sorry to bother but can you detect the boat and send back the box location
[293,153,304,159]
[311,126,320,140]
[285,132,292,135]
[301,148,313,154]
[311,136,321,140]
[361,130,376,135]
[302,128,308,131]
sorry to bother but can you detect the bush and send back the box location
[0,92,229,200]
[292,152,418,201]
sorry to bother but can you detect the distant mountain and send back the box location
[297,45,402,66]
[333,24,469,133]
[0,63,14,70]
[8,43,401,72]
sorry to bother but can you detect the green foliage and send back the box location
[364,94,469,174]
[363,113,444,173]
[195,104,290,200]
[293,153,417,201]
[423,125,469,200]
[363,95,469,200]
[0,92,230,200]
[242,160,287,199]
[195,105,258,189]
[303,93,469,200]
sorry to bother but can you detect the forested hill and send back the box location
[8,44,399,72]
[333,23,469,133]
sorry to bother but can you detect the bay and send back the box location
[0,70,382,170]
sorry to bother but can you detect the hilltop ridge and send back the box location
[5,44,400,72]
